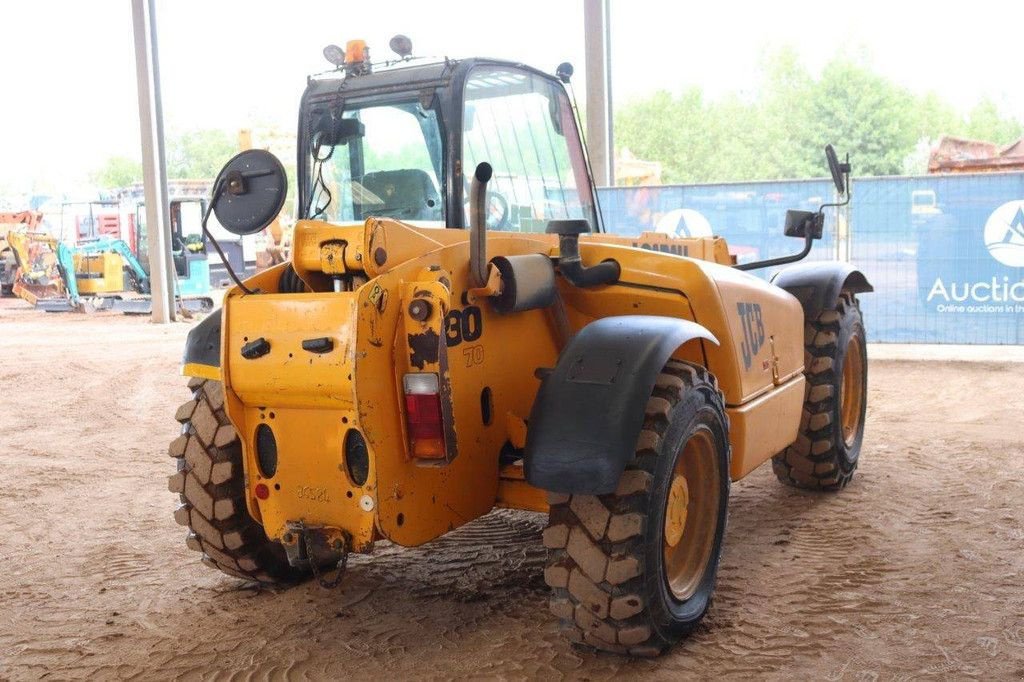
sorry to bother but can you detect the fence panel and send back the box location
[598,179,838,269]
[851,173,1024,344]
[598,171,1024,344]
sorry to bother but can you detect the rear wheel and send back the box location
[168,378,304,583]
[542,361,730,656]
[773,290,867,490]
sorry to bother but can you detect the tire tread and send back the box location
[772,291,864,490]
[544,360,727,656]
[169,379,300,583]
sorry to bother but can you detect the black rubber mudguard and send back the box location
[183,308,222,368]
[524,315,717,495]
[771,262,873,319]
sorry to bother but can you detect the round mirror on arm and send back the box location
[211,149,288,236]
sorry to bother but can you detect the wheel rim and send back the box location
[663,428,719,601]
[840,333,865,448]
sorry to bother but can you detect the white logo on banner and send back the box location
[984,200,1024,267]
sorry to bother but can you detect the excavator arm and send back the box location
[73,236,151,294]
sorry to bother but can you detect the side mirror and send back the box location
[825,144,851,195]
[784,209,823,240]
[211,149,288,236]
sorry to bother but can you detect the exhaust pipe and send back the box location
[469,162,492,288]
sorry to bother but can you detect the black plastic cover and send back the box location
[241,337,271,359]
[183,308,222,368]
[545,219,591,235]
[524,315,718,495]
[771,262,874,319]
[302,337,335,354]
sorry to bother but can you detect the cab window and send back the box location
[307,100,445,226]
[462,67,597,231]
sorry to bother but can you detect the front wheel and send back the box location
[542,361,730,656]
[773,290,867,490]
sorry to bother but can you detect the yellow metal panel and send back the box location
[74,252,124,294]
[587,232,734,265]
[569,241,805,405]
[496,479,549,513]
[360,239,563,546]
[706,263,805,401]
[239,406,378,551]
[496,463,549,513]
[225,294,357,410]
[182,362,220,381]
[220,285,377,550]
[726,374,805,480]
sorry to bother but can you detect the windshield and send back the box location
[306,100,445,226]
[462,67,597,232]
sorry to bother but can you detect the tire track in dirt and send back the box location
[2,304,1023,680]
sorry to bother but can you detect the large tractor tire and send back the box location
[773,290,867,490]
[168,378,303,583]
[542,361,730,656]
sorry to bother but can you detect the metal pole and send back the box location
[583,0,614,187]
[131,0,174,323]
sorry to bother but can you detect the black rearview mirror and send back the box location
[825,144,850,195]
[211,149,288,236]
[783,209,824,240]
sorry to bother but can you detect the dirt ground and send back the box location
[2,297,1023,680]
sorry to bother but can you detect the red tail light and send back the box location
[403,373,445,459]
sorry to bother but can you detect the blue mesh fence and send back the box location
[598,179,839,267]
[850,174,1024,343]
[598,171,1024,344]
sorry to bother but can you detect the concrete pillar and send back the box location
[131,0,175,323]
[584,0,614,187]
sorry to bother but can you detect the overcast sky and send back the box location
[2,0,1021,195]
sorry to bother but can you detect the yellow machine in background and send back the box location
[6,230,152,312]
[168,41,872,656]
[1,211,45,296]
[5,229,68,304]
[73,251,126,294]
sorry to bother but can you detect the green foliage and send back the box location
[91,156,143,188]
[363,143,433,173]
[963,98,1024,144]
[91,129,239,190]
[615,49,1024,183]
[165,129,236,179]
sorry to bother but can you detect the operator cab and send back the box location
[135,198,211,296]
[298,43,600,234]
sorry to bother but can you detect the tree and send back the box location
[963,98,1024,145]
[165,129,237,179]
[91,156,143,188]
[808,58,918,176]
[613,47,1024,183]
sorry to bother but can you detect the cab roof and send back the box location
[303,57,562,104]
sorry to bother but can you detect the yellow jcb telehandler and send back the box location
[169,39,872,656]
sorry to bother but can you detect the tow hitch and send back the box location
[280,523,350,589]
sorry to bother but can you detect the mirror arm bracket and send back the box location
[735,229,815,272]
